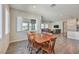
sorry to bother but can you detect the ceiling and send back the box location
[10,4,79,22]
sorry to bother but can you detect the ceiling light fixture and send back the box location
[50,4,56,8]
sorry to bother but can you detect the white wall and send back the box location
[0,5,10,53]
[0,34,9,53]
[10,8,41,43]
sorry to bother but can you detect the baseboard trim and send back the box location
[10,38,28,43]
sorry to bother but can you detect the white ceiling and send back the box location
[10,4,79,22]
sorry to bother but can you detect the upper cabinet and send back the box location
[67,18,77,31]
[65,18,79,31]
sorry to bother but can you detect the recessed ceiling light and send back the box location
[50,4,56,8]
[33,5,36,8]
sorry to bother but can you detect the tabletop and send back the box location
[34,34,57,44]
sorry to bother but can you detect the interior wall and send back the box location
[10,8,41,43]
[0,34,9,53]
[0,5,10,53]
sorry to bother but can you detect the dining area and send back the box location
[27,32,57,54]
[5,4,79,54]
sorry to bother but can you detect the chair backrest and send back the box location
[41,34,56,53]
[49,38,56,52]
[27,32,36,42]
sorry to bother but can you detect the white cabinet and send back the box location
[67,19,76,31]
[67,31,79,40]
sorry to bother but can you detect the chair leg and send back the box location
[42,50,47,54]
[30,48,33,54]
[27,44,29,48]
[53,50,55,54]
[36,48,41,54]
[27,43,32,52]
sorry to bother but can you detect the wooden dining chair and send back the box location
[27,32,36,52]
[51,38,56,53]
[41,35,56,54]
[42,40,56,54]
[27,32,41,54]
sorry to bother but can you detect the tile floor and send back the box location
[6,34,79,54]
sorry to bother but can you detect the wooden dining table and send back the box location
[34,34,57,44]
[33,33,57,53]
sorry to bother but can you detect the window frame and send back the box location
[41,23,48,29]
[0,4,2,39]
[22,22,29,31]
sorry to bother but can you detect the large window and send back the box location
[22,22,29,31]
[16,16,29,31]
[45,24,48,28]
[17,17,23,31]
[30,19,36,30]
[41,23,48,29]
[5,6,10,34]
[28,23,37,31]
[0,5,2,39]
[16,17,37,31]
[41,24,45,29]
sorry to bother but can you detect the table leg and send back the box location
[36,48,41,54]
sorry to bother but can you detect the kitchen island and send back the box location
[67,31,79,40]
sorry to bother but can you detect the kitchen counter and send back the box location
[67,31,79,40]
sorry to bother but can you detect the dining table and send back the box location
[34,33,57,53]
[34,33,57,44]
